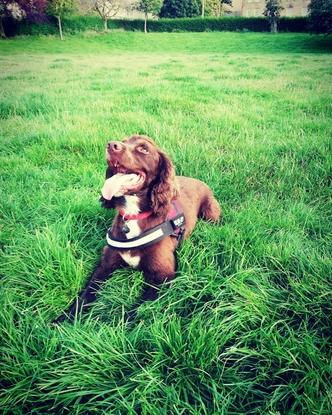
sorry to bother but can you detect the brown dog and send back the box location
[55,135,220,322]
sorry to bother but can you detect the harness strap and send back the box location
[106,202,185,250]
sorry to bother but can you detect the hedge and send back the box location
[3,15,309,37]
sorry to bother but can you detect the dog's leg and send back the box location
[125,249,176,322]
[199,191,221,223]
[54,246,124,323]
[142,247,177,300]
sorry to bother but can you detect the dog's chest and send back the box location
[119,195,141,268]
[119,252,140,268]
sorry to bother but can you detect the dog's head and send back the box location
[105,135,178,214]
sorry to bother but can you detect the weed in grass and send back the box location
[0,32,331,415]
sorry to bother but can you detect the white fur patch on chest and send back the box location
[119,196,142,268]
[119,252,140,268]
[122,195,142,239]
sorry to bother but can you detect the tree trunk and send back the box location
[202,0,205,18]
[271,19,277,33]
[104,18,108,31]
[144,12,147,33]
[56,15,63,40]
[0,16,6,38]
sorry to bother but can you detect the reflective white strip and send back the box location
[106,228,164,249]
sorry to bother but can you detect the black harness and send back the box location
[106,201,185,250]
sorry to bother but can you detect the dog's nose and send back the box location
[107,141,124,153]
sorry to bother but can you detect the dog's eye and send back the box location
[137,145,149,154]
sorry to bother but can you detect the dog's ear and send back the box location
[150,151,178,216]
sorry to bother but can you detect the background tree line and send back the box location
[1,0,331,39]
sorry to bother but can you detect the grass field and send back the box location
[0,32,331,414]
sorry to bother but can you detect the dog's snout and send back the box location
[108,141,124,153]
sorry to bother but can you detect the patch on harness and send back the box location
[171,215,185,229]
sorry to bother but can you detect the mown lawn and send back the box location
[0,32,331,414]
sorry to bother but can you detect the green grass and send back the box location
[0,32,331,414]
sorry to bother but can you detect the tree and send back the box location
[263,0,283,33]
[0,0,46,38]
[46,0,75,40]
[94,0,120,30]
[159,0,201,18]
[308,0,332,34]
[135,0,162,33]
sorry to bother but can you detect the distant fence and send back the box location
[3,16,309,37]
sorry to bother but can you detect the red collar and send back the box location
[119,200,183,222]
[118,209,153,221]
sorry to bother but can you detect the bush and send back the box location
[160,0,201,18]
[308,0,332,34]
[147,17,270,32]
[146,16,308,33]
[3,15,309,37]
[278,17,309,32]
